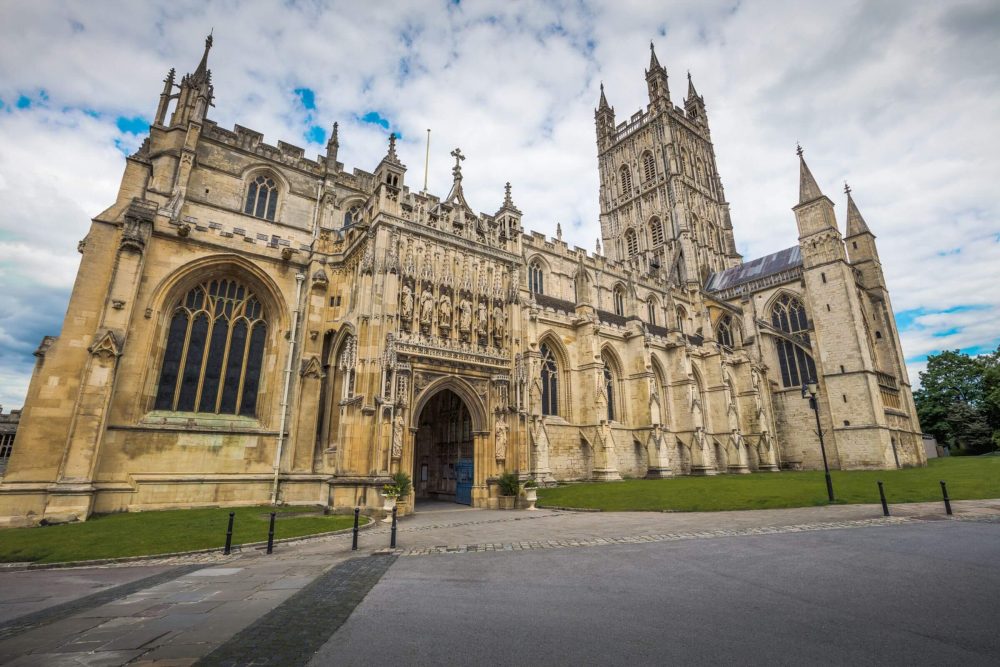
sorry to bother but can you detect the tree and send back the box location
[914,347,999,454]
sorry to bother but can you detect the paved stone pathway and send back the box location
[0,498,996,666]
[197,555,396,667]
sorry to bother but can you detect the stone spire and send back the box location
[686,70,700,101]
[190,32,213,86]
[648,40,661,71]
[597,82,611,111]
[797,144,824,205]
[844,183,873,237]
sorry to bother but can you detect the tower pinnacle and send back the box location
[649,41,661,71]
[797,145,824,205]
[845,184,873,237]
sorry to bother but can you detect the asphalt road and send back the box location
[311,519,1000,666]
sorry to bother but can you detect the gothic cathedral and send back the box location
[0,39,923,524]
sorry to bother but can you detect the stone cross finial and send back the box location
[503,181,513,207]
[451,147,465,180]
[844,181,852,195]
[796,143,804,158]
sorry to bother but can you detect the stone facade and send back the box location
[0,39,924,525]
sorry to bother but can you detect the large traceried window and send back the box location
[771,294,817,388]
[649,217,664,247]
[528,260,544,295]
[620,164,633,197]
[540,343,559,416]
[244,174,278,221]
[155,279,267,416]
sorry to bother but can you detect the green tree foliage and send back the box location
[914,347,1000,454]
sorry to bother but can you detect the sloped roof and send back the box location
[705,245,802,292]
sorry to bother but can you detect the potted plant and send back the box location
[523,480,539,511]
[391,471,412,511]
[496,471,520,510]
[381,483,399,519]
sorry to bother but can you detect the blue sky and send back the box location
[0,0,999,408]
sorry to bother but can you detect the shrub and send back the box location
[497,471,520,496]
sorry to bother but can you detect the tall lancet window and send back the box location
[620,164,633,197]
[528,260,544,296]
[771,294,817,388]
[155,279,268,416]
[244,174,278,221]
[602,354,617,422]
[540,343,559,416]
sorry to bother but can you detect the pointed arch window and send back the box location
[771,294,817,388]
[717,315,735,349]
[619,164,633,197]
[649,217,664,248]
[528,260,544,296]
[613,285,626,317]
[155,279,268,416]
[602,354,617,422]
[244,174,279,221]
[540,343,559,416]
[647,297,658,325]
[675,305,688,334]
[344,204,362,228]
[642,151,656,182]
[625,228,639,257]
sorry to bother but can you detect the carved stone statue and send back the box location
[495,411,508,460]
[459,299,472,332]
[492,305,505,340]
[421,288,434,325]
[401,285,414,320]
[476,301,488,336]
[391,412,405,459]
[439,295,452,327]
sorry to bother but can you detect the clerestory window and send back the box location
[244,174,279,221]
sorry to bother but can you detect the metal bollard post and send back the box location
[877,481,890,517]
[352,507,360,551]
[223,512,235,555]
[266,512,276,554]
[390,506,398,549]
[940,480,953,516]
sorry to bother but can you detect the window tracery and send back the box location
[771,294,817,388]
[620,164,633,197]
[528,260,544,295]
[649,217,664,247]
[540,343,559,416]
[613,285,626,317]
[154,279,267,416]
[642,151,656,182]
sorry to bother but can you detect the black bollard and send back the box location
[940,480,953,516]
[352,507,360,551]
[266,512,276,554]
[223,511,235,555]
[877,481,890,517]
[390,506,398,549]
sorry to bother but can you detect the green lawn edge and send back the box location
[537,457,1000,512]
[0,505,369,564]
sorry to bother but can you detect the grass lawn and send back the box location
[537,456,1000,512]
[0,505,366,564]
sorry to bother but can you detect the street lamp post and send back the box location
[803,381,835,502]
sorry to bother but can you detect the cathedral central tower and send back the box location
[596,43,741,286]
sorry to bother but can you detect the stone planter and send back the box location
[498,495,516,510]
[523,487,538,511]
[381,494,398,522]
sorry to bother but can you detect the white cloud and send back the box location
[0,0,998,407]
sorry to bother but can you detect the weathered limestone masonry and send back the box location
[0,39,923,525]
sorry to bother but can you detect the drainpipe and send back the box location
[272,272,306,505]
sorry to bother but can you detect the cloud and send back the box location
[0,0,998,406]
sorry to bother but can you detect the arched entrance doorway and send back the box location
[413,389,474,505]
